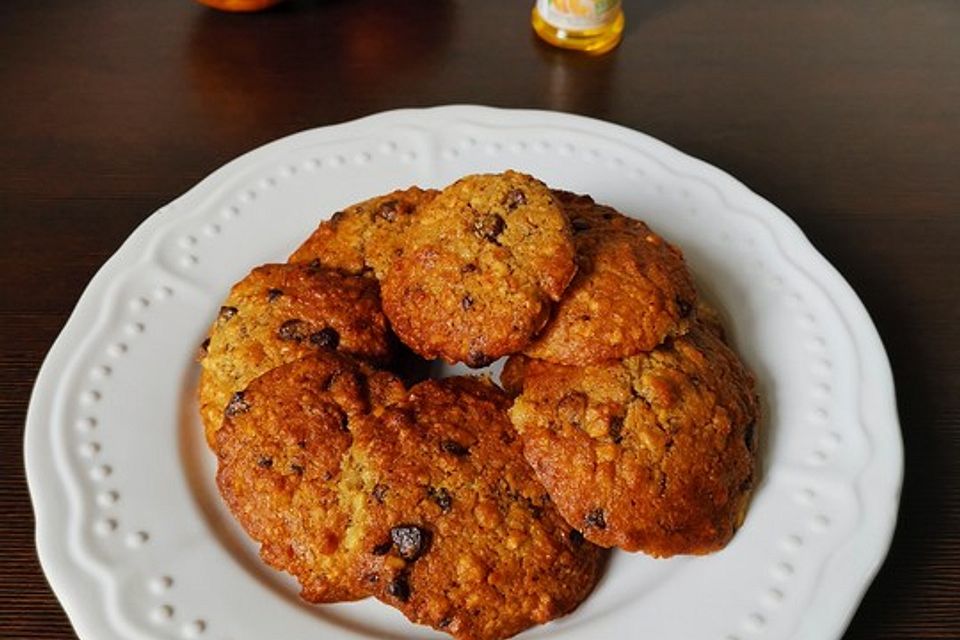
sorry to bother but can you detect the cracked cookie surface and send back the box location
[288,186,439,277]
[507,324,759,556]
[198,262,392,447]
[215,352,407,603]
[523,191,697,364]
[352,377,606,640]
[381,172,576,367]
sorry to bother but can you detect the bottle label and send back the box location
[537,0,621,31]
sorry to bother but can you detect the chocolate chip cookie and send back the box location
[215,351,407,602]
[381,172,577,367]
[352,377,606,639]
[288,186,438,277]
[198,262,392,447]
[523,191,697,364]
[508,324,759,556]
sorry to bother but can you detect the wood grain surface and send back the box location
[2,1,958,638]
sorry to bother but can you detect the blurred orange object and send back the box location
[196,0,285,12]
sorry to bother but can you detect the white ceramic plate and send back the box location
[25,106,902,640]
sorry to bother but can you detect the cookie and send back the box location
[498,299,727,397]
[499,351,530,398]
[215,351,407,603]
[695,299,727,341]
[288,186,438,277]
[198,262,392,447]
[523,191,697,364]
[352,377,605,640]
[508,324,760,556]
[381,172,577,367]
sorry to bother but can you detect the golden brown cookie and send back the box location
[523,191,697,365]
[288,186,439,277]
[215,352,407,603]
[381,172,577,367]
[695,299,727,341]
[499,352,530,398]
[352,377,606,640]
[508,324,760,556]
[197,262,392,447]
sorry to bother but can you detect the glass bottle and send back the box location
[532,0,625,54]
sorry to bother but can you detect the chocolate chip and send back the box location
[225,391,250,417]
[568,529,585,547]
[197,337,211,359]
[438,617,453,628]
[372,483,389,503]
[585,508,606,529]
[290,463,305,476]
[609,415,624,444]
[390,525,430,561]
[504,188,526,209]
[307,258,322,271]
[309,327,340,349]
[428,487,453,512]
[571,217,591,232]
[466,349,494,368]
[460,295,474,311]
[257,456,273,469]
[218,306,238,321]
[277,319,308,342]
[297,440,307,449]
[372,540,393,556]
[557,392,588,428]
[334,407,350,432]
[266,288,283,301]
[376,200,399,222]
[460,263,477,273]
[330,211,345,222]
[440,440,469,457]
[524,498,544,520]
[387,574,411,601]
[365,573,380,584]
[473,214,505,243]
[676,296,693,318]
[744,422,756,452]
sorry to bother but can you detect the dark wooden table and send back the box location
[2,1,958,638]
